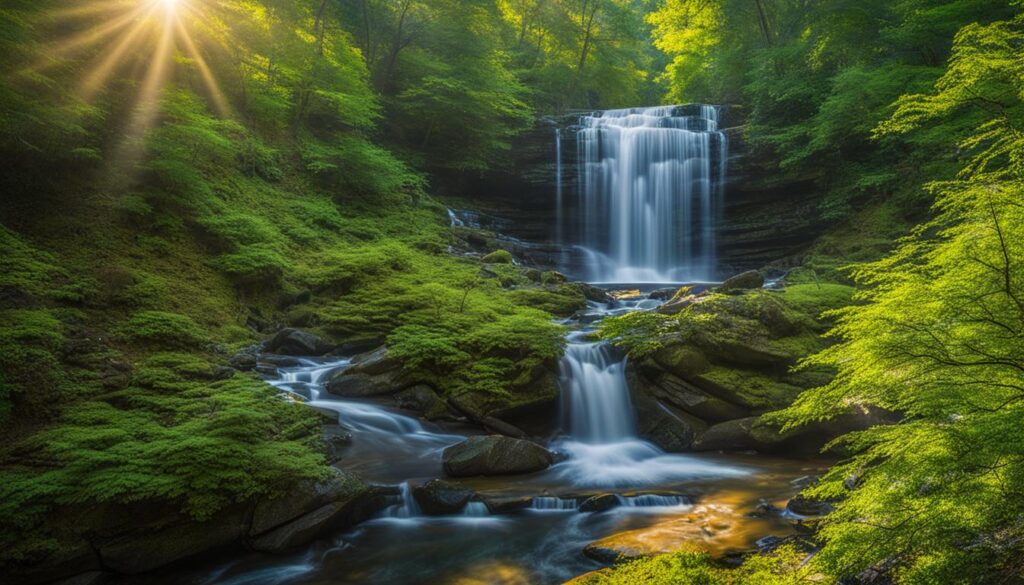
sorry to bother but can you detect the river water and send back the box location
[123,294,826,585]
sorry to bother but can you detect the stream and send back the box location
[126,293,827,585]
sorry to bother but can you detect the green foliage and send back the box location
[648,0,1013,222]
[575,547,816,584]
[775,10,1024,583]
[0,365,326,560]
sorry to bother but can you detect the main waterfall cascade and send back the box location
[559,104,728,283]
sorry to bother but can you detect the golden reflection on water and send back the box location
[584,486,793,560]
[447,561,534,585]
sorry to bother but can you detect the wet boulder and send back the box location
[325,346,412,397]
[249,469,369,536]
[442,435,555,477]
[479,495,534,514]
[412,479,475,515]
[263,328,334,356]
[249,470,385,552]
[579,494,619,513]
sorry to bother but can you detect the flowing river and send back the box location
[124,293,827,585]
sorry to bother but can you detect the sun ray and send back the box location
[29,5,149,73]
[78,16,155,100]
[46,1,137,21]
[175,17,230,116]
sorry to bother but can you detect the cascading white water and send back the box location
[570,104,727,283]
[560,331,635,442]
[553,299,749,487]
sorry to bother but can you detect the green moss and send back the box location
[778,283,855,321]
[481,249,513,263]
[574,546,811,584]
[214,244,287,284]
[122,311,208,348]
[696,366,804,410]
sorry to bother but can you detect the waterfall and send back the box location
[567,104,727,283]
[555,127,563,247]
[553,301,750,488]
[559,332,634,443]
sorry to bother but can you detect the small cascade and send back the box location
[565,104,728,282]
[559,332,634,443]
[553,299,750,488]
[617,494,690,508]
[529,496,579,511]
[461,502,490,517]
[380,482,421,518]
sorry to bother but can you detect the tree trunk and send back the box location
[754,0,773,46]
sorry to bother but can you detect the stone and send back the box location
[412,479,475,515]
[347,346,403,375]
[326,369,409,398]
[785,494,834,517]
[650,346,710,379]
[479,495,533,514]
[394,384,454,420]
[691,408,897,455]
[98,507,248,573]
[579,494,619,513]
[263,328,333,356]
[228,349,258,371]
[442,435,554,477]
[250,469,369,536]
[49,572,107,585]
[648,287,678,300]
[251,502,354,553]
[640,370,749,422]
[5,539,101,585]
[573,282,612,303]
[718,270,764,292]
[628,372,705,451]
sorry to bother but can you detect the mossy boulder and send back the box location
[691,409,895,454]
[264,328,334,356]
[442,435,554,477]
[481,249,513,264]
[692,366,803,411]
[650,345,710,379]
[325,346,413,397]
[718,270,764,292]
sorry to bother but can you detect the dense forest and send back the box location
[1,1,1021,584]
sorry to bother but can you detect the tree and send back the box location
[777,9,1024,582]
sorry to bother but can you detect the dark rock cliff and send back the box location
[436,106,829,279]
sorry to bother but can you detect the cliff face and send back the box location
[438,108,829,279]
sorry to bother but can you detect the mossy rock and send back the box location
[692,366,804,411]
[651,345,710,379]
[481,249,513,264]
